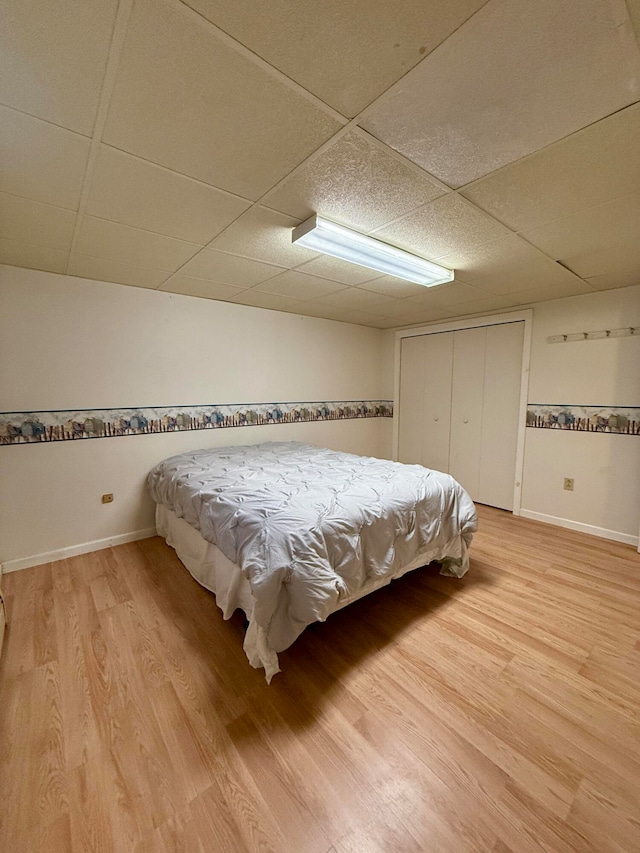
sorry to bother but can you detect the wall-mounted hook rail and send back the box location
[547,326,638,344]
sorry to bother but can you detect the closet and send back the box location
[398,321,524,511]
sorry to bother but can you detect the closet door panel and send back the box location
[398,333,453,470]
[479,322,524,510]
[449,327,486,500]
[420,332,453,473]
[398,336,428,464]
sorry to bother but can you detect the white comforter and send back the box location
[147,441,477,656]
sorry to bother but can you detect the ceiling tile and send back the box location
[76,217,200,271]
[462,104,640,230]
[283,302,345,321]
[227,290,303,313]
[520,193,640,261]
[254,270,347,300]
[374,317,415,329]
[209,207,319,268]
[294,254,383,285]
[158,275,246,300]
[310,287,398,313]
[183,0,489,117]
[0,0,118,135]
[497,280,593,307]
[585,272,640,291]
[361,0,640,187]
[373,194,509,259]
[628,0,640,47]
[371,295,442,320]
[86,147,251,245]
[102,0,340,200]
[435,234,550,282]
[0,193,76,251]
[263,131,444,230]
[388,305,464,325]
[436,295,511,317]
[0,107,90,209]
[67,254,170,289]
[362,283,480,317]
[295,302,388,326]
[178,247,284,285]
[426,282,488,307]
[357,276,431,298]
[323,309,390,327]
[0,239,68,274]
[562,242,640,280]
[470,257,585,295]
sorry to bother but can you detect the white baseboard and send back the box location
[3,511,636,573]
[518,510,638,547]
[1,527,157,573]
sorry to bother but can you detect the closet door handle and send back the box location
[433,416,439,422]
[463,418,469,424]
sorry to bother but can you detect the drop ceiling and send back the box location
[1,0,640,329]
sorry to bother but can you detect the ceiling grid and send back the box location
[1,0,638,327]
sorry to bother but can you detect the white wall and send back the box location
[0,265,388,568]
[520,286,640,542]
[3,265,637,568]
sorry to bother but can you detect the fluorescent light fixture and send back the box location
[291,214,454,286]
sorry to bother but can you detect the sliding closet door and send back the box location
[398,333,453,470]
[419,332,453,472]
[478,322,524,510]
[398,335,427,464]
[397,320,525,510]
[448,327,486,500]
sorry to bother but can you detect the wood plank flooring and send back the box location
[1,505,639,852]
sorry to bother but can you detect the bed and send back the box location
[147,441,477,681]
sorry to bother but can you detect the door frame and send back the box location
[393,309,533,516]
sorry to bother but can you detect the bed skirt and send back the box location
[156,504,469,682]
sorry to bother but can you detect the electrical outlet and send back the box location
[101,493,114,504]
[563,478,574,491]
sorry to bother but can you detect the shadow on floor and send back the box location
[141,536,493,732]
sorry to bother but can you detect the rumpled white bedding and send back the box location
[147,441,477,664]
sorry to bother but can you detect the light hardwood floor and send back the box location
[1,505,639,852]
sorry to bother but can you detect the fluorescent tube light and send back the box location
[291,215,454,286]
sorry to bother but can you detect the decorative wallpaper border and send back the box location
[0,400,394,445]
[526,405,640,434]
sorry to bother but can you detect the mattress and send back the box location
[148,441,477,680]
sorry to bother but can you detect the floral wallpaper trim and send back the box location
[526,404,640,434]
[0,400,394,445]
